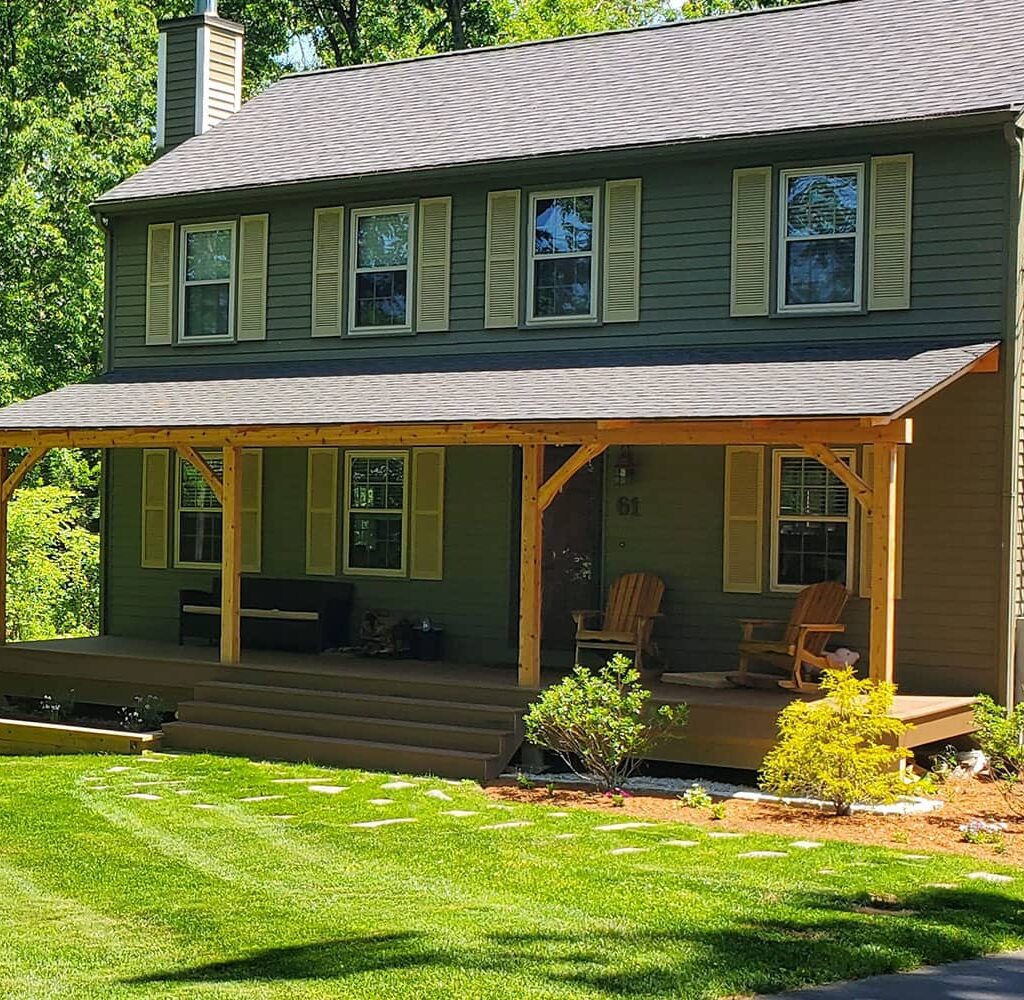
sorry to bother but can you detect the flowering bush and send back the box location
[959,818,1007,849]
[973,696,1024,816]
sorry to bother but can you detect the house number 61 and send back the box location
[617,496,641,517]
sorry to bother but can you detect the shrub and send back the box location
[39,689,75,723]
[679,783,713,809]
[118,695,167,733]
[758,668,912,816]
[523,654,688,792]
[972,695,1024,815]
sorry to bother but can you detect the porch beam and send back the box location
[175,446,224,505]
[518,444,544,688]
[219,446,242,665]
[1,446,49,503]
[538,442,607,512]
[801,443,873,515]
[0,450,7,645]
[868,441,900,684]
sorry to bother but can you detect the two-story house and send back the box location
[0,0,1020,777]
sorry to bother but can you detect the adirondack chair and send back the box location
[572,572,665,671]
[728,581,850,691]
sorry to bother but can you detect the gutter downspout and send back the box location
[91,210,113,638]
[999,117,1023,706]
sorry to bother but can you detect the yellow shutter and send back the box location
[140,449,170,568]
[868,154,913,311]
[416,196,452,333]
[239,448,262,572]
[859,445,905,599]
[237,214,269,341]
[730,167,772,317]
[311,206,344,337]
[306,448,338,576]
[723,446,764,593]
[603,178,642,323]
[145,223,175,345]
[410,447,445,580]
[484,189,520,329]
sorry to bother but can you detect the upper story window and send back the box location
[179,222,236,341]
[349,205,414,334]
[777,164,863,313]
[527,188,600,323]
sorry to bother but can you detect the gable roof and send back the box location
[97,0,1024,208]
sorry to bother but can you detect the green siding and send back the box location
[161,24,197,152]
[108,130,1009,367]
[105,446,517,664]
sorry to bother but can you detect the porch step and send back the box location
[176,700,518,755]
[194,680,524,730]
[219,661,534,708]
[161,721,505,781]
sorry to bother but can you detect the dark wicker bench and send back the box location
[179,577,354,653]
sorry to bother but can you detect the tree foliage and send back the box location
[972,695,1024,816]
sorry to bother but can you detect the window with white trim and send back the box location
[527,188,599,322]
[771,450,854,590]
[179,222,236,341]
[343,452,408,575]
[778,164,863,312]
[349,205,414,333]
[175,451,223,566]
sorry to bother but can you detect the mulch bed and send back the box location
[487,776,1024,864]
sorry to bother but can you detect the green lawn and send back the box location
[1,754,1022,999]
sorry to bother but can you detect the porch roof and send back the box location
[0,339,995,437]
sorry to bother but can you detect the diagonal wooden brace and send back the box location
[175,445,225,505]
[1,447,49,503]
[802,443,873,516]
[538,442,607,511]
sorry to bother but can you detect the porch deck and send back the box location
[0,635,978,773]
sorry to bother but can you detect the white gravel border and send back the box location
[503,771,943,816]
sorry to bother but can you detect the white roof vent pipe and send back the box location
[195,0,218,14]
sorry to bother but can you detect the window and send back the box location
[343,452,408,575]
[176,451,223,567]
[179,222,236,341]
[527,188,599,323]
[349,205,414,333]
[771,451,854,590]
[778,164,863,312]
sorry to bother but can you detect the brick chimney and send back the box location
[156,0,244,153]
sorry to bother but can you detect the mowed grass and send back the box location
[1,754,1022,1000]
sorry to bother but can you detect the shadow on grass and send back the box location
[124,888,1024,996]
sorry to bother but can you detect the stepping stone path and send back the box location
[790,841,824,849]
[663,840,699,848]
[351,818,417,829]
[609,847,650,856]
[441,810,478,818]
[968,871,1014,884]
[126,793,161,801]
[308,785,347,795]
[480,821,532,831]
[425,789,452,801]
[738,851,788,859]
[593,822,654,832]
[368,798,394,806]
[239,795,284,803]
[381,781,416,790]
[708,832,743,839]
[272,777,332,784]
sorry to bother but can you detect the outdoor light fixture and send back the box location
[613,446,635,487]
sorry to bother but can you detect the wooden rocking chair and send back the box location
[728,581,850,691]
[572,572,665,671]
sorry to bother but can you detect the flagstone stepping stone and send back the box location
[547,812,569,818]
[441,810,478,818]
[593,822,654,832]
[708,832,744,839]
[239,795,284,803]
[87,785,110,791]
[967,871,1014,884]
[480,820,532,830]
[193,804,217,810]
[175,789,196,796]
[108,766,132,773]
[126,793,161,801]
[271,777,332,784]
[425,789,453,801]
[819,868,837,875]
[308,785,348,795]
[663,840,699,848]
[271,815,296,820]
[351,818,417,829]
[554,833,577,840]
[609,846,650,855]
[381,781,416,790]
[369,798,395,806]
[790,841,824,849]
[925,882,959,890]
[897,854,931,861]
[738,851,788,859]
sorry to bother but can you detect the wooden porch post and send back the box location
[869,441,899,684]
[220,445,242,665]
[518,444,544,688]
[0,449,7,646]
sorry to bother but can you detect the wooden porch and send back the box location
[0,636,977,774]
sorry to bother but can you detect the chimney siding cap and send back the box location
[157,12,244,35]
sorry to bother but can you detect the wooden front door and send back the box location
[541,446,604,652]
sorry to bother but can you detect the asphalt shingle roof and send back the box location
[96,0,1024,208]
[0,341,995,430]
